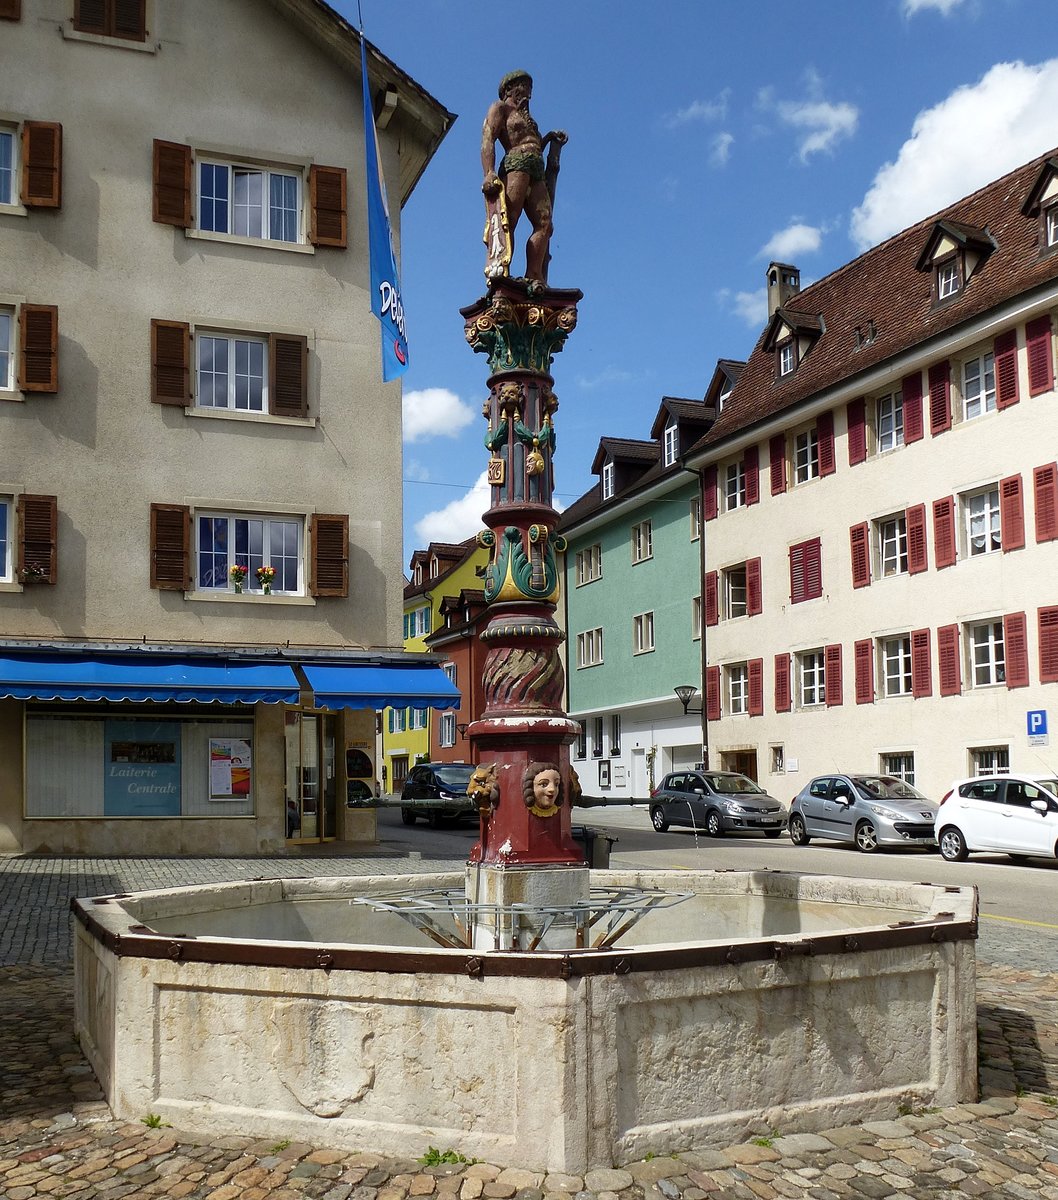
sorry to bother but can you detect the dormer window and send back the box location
[602,461,615,500]
[1020,157,1058,256]
[916,220,994,305]
[413,564,423,585]
[1047,202,1058,248]
[663,420,678,467]
[936,256,961,300]
[778,341,796,377]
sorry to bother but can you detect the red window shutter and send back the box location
[902,372,924,443]
[0,0,22,19]
[746,557,762,615]
[309,165,348,249]
[1039,606,1058,684]
[748,658,764,716]
[1004,612,1029,689]
[269,333,309,418]
[743,446,759,505]
[1026,315,1054,396]
[21,121,62,208]
[311,513,349,597]
[704,570,718,627]
[772,657,786,710]
[152,139,192,227]
[774,654,791,713]
[933,496,956,569]
[769,434,786,495]
[937,624,961,696]
[17,304,58,392]
[789,543,804,604]
[911,628,932,698]
[817,411,835,476]
[1034,463,1058,542]
[150,320,190,406]
[825,643,843,707]
[804,537,822,600]
[847,398,866,465]
[906,503,928,575]
[1000,474,1025,552]
[849,522,870,589]
[17,494,57,584]
[703,464,718,521]
[854,639,874,705]
[705,665,721,722]
[150,503,190,590]
[994,329,1019,410]
[928,361,951,435]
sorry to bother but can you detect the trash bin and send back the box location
[571,824,617,867]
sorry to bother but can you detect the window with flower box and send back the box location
[196,511,302,594]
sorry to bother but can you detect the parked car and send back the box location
[935,774,1058,862]
[648,770,786,837]
[400,762,477,826]
[788,774,937,852]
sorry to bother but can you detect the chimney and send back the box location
[766,262,801,317]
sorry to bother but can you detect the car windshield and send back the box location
[434,766,474,789]
[706,773,766,795]
[1035,778,1058,797]
[854,776,928,801]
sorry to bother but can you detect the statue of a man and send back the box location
[482,70,567,285]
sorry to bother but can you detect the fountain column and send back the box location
[460,278,587,951]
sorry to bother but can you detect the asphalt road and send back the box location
[381,801,1058,972]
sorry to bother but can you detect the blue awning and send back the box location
[302,663,460,711]
[0,654,301,704]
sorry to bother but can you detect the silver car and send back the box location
[649,770,786,837]
[788,774,937,852]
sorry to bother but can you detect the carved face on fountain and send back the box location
[524,762,563,818]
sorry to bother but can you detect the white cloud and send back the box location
[414,472,490,545]
[767,69,858,162]
[665,89,730,127]
[575,366,639,390]
[710,132,735,167]
[759,222,823,260]
[851,59,1058,251]
[718,287,768,327]
[404,459,431,483]
[903,0,966,14]
[402,387,475,444]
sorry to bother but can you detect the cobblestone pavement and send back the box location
[2,852,1057,1199]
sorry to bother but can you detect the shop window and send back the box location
[285,711,336,840]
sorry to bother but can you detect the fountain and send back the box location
[71,70,979,1172]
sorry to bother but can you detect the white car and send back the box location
[935,773,1058,862]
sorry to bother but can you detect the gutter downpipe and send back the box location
[683,462,708,771]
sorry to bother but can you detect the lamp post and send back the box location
[674,685,708,770]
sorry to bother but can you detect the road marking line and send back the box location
[981,913,1058,931]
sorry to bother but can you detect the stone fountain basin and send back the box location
[72,869,977,1173]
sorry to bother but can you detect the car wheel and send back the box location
[764,829,782,839]
[650,806,669,833]
[789,814,810,845]
[855,821,879,853]
[400,808,416,826]
[938,826,968,862]
[705,810,723,838]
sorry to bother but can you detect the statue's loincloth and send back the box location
[500,150,545,181]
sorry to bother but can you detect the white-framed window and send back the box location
[442,662,456,686]
[794,428,819,483]
[971,746,1009,775]
[410,708,428,731]
[724,564,747,619]
[969,620,1005,687]
[798,649,826,707]
[631,520,652,563]
[882,635,912,697]
[0,306,13,391]
[771,745,785,774]
[610,714,621,755]
[0,495,10,582]
[937,258,960,300]
[727,662,749,715]
[663,420,679,467]
[689,496,701,541]
[882,753,915,786]
[591,716,604,758]
[1048,204,1058,248]
[691,595,702,641]
[778,341,796,376]
[198,158,302,244]
[196,332,268,412]
[575,721,587,759]
[875,392,903,453]
[962,351,996,421]
[0,126,14,207]
[388,707,407,733]
[576,628,603,669]
[601,461,615,500]
[195,511,303,594]
[575,543,602,586]
[724,461,745,510]
[439,712,456,748]
[414,607,431,636]
[876,514,908,578]
[633,611,655,655]
[963,486,1001,557]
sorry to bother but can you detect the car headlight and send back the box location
[868,804,902,821]
[721,800,748,813]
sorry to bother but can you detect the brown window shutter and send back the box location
[906,503,928,574]
[150,503,190,590]
[748,659,764,716]
[999,474,1025,552]
[0,0,22,20]
[1034,463,1058,542]
[746,557,762,615]
[743,445,759,505]
[152,139,192,227]
[993,329,1019,409]
[1039,606,1058,684]
[703,464,718,520]
[902,371,923,443]
[911,628,932,698]
[824,643,843,707]
[17,493,57,584]
[1026,315,1054,396]
[705,665,721,722]
[21,121,62,208]
[774,654,791,713]
[269,333,309,418]
[1003,612,1029,689]
[74,0,108,34]
[309,165,348,248]
[933,496,956,568]
[769,434,787,495]
[150,319,190,405]
[112,0,147,41]
[849,522,870,588]
[854,639,874,704]
[847,398,866,465]
[937,624,961,696]
[704,570,718,627]
[18,304,58,392]
[311,513,348,597]
[817,411,835,476]
[927,361,951,435]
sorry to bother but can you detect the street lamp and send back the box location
[673,684,702,715]
[456,722,470,739]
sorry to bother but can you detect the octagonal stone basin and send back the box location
[72,869,978,1173]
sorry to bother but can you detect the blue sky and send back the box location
[334,0,1058,566]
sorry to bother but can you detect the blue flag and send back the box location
[361,36,409,381]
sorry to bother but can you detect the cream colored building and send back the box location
[0,0,455,853]
[687,148,1058,804]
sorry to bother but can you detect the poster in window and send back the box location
[104,720,181,816]
[209,738,253,801]
[598,758,611,789]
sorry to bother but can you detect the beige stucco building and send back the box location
[0,0,455,853]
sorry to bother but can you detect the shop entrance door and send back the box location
[285,711,337,842]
